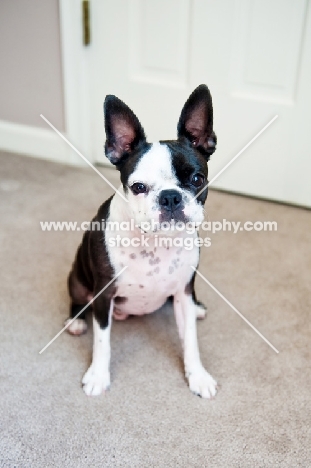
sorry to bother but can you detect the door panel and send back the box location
[230,0,306,104]
[129,0,191,88]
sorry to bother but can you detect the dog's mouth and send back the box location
[159,208,187,224]
[136,209,188,235]
[135,196,205,234]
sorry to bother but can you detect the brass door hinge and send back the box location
[82,0,91,46]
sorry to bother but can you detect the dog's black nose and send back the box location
[159,190,182,211]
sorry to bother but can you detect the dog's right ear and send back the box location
[104,96,146,165]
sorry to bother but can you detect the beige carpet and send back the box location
[0,151,310,467]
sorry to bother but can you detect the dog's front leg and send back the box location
[174,291,217,399]
[82,290,113,396]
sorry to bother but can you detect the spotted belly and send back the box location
[107,237,199,318]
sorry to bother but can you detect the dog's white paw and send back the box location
[195,303,207,320]
[187,367,217,399]
[65,318,87,335]
[82,365,110,396]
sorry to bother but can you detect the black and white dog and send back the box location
[66,85,218,398]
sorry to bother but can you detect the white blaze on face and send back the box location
[127,142,204,226]
[127,143,177,224]
[128,142,177,188]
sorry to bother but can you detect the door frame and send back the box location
[59,0,93,165]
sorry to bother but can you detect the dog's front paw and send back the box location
[82,365,110,396]
[187,367,217,399]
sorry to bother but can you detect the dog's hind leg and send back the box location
[65,270,92,335]
[194,297,207,320]
[188,274,207,320]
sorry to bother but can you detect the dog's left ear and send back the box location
[104,95,146,165]
[177,84,217,159]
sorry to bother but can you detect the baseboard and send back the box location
[0,119,71,164]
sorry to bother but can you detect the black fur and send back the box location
[68,197,116,329]
[184,271,206,311]
[162,139,209,203]
[118,142,152,191]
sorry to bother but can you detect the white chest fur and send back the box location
[105,226,199,316]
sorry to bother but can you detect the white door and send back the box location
[86,0,311,207]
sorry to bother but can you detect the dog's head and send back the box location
[104,85,216,230]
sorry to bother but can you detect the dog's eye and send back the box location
[191,174,205,188]
[131,182,147,195]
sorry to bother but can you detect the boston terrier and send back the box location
[66,84,218,398]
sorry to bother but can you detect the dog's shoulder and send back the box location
[80,195,115,280]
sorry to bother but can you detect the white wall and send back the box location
[0,0,65,131]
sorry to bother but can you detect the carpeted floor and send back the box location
[0,151,310,467]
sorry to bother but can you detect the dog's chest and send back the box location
[106,232,198,315]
